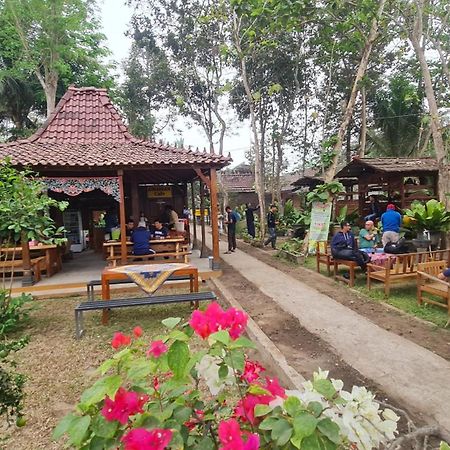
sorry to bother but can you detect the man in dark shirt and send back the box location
[152,220,168,239]
[331,221,369,272]
[224,205,237,254]
[131,223,155,255]
[245,203,259,238]
[264,205,278,249]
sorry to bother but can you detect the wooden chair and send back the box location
[315,241,333,276]
[417,260,450,326]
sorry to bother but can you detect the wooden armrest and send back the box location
[417,271,449,285]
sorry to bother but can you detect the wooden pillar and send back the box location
[118,170,127,266]
[20,231,33,286]
[191,181,197,249]
[200,180,207,258]
[210,168,220,269]
[131,179,140,224]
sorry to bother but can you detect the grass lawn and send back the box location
[1,288,206,450]
[303,256,449,328]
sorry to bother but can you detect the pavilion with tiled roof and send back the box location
[0,86,230,271]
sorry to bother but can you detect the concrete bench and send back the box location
[74,291,216,338]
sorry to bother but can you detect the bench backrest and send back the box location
[316,241,330,255]
[417,260,447,276]
[387,249,449,274]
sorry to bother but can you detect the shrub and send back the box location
[54,303,399,449]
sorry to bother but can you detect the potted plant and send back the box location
[278,238,305,264]
[404,199,450,249]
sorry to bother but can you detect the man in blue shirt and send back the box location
[131,221,155,255]
[152,220,168,239]
[331,221,369,272]
[381,204,402,247]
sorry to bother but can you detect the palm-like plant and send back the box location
[404,199,450,232]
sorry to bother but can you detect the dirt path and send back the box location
[239,241,450,361]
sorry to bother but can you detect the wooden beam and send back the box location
[118,170,127,265]
[131,179,140,224]
[194,168,211,188]
[200,180,207,257]
[210,168,220,268]
[191,181,197,249]
[21,231,33,286]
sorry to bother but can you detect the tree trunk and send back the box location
[359,86,367,157]
[346,122,352,163]
[324,0,387,182]
[409,0,448,205]
[232,12,266,238]
[42,70,58,117]
[275,137,283,205]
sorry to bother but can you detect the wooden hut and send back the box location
[334,157,439,217]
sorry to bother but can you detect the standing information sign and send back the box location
[307,202,332,254]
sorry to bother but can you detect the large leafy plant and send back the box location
[280,200,310,228]
[306,182,345,204]
[404,199,450,232]
[54,303,399,449]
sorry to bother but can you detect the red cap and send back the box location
[387,204,395,210]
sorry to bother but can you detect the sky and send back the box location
[99,0,249,167]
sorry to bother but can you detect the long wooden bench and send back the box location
[0,257,45,283]
[417,260,450,326]
[74,291,216,338]
[367,250,450,298]
[86,273,196,301]
[107,251,191,266]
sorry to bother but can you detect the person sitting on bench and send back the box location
[131,220,155,255]
[438,268,450,280]
[331,221,370,272]
[151,220,168,239]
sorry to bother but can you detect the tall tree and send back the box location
[2,0,111,116]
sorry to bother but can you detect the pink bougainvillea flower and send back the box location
[101,387,149,425]
[218,419,260,450]
[146,340,168,358]
[184,409,205,430]
[153,376,160,391]
[241,360,265,383]
[121,428,173,450]
[111,332,131,350]
[189,302,224,339]
[263,377,286,399]
[133,326,143,338]
[223,308,248,340]
[234,393,273,425]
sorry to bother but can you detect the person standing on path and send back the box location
[381,203,402,247]
[245,203,259,238]
[224,205,237,254]
[264,204,278,249]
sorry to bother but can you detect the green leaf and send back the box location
[67,415,91,447]
[254,404,272,417]
[317,418,340,444]
[127,358,152,380]
[98,359,115,375]
[271,418,293,446]
[174,406,192,423]
[300,432,320,450]
[80,375,122,407]
[259,416,279,431]
[284,396,302,416]
[162,317,182,329]
[168,330,190,341]
[228,336,256,349]
[168,340,190,379]
[218,364,229,379]
[208,330,230,345]
[248,384,271,396]
[313,379,336,400]
[91,415,118,439]
[52,413,76,440]
[293,412,318,442]
[224,349,245,371]
[307,401,324,417]
[440,443,450,450]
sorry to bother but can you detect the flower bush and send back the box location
[54,302,399,449]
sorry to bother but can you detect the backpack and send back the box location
[234,211,241,221]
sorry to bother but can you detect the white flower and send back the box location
[196,355,233,395]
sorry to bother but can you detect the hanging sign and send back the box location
[307,202,332,254]
[147,186,172,198]
[195,209,209,217]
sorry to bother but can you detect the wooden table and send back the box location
[101,264,199,324]
[1,244,62,277]
[103,238,185,260]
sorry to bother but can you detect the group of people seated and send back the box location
[126,219,170,256]
[331,198,404,274]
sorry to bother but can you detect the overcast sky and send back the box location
[99,0,248,167]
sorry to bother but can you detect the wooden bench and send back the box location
[315,241,360,287]
[0,257,45,283]
[367,250,450,298]
[417,260,450,326]
[86,273,196,301]
[107,251,191,266]
[74,291,217,338]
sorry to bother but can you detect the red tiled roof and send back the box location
[0,86,230,168]
[220,172,255,192]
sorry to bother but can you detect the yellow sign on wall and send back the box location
[147,186,172,198]
[195,209,209,216]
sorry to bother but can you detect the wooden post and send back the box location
[21,231,33,286]
[210,168,220,269]
[200,180,207,258]
[191,181,197,249]
[131,179,140,224]
[118,170,127,266]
